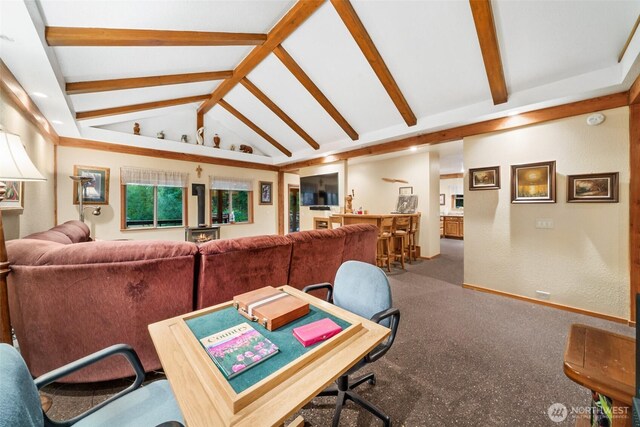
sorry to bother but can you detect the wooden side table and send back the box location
[564,324,635,427]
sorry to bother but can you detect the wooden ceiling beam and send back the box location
[240,77,320,150]
[76,94,210,120]
[46,27,266,46]
[273,45,359,141]
[629,72,640,105]
[198,0,324,114]
[279,91,628,171]
[59,137,279,171]
[218,99,292,157]
[618,14,640,63]
[66,71,233,94]
[330,0,416,127]
[469,0,508,105]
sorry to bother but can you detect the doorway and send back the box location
[288,185,300,233]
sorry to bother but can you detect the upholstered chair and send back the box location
[304,260,400,427]
[0,343,183,427]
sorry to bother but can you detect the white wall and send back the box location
[1,90,55,239]
[56,146,278,240]
[299,162,346,231]
[440,177,464,215]
[346,151,441,257]
[464,106,630,319]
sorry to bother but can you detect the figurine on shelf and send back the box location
[181,134,188,143]
[196,127,204,145]
[156,130,165,139]
[239,144,253,154]
[230,144,236,151]
[345,194,353,213]
[213,133,221,148]
[133,123,140,135]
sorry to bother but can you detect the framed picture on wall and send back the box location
[399,186,413,195]
[469,166,500,190]
[73,165,110,205]
[259,181,273,205]
[0,181,24,212]
[510,160,556,203]
[567,172,618,203]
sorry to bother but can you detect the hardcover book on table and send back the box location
[199,322,279,379]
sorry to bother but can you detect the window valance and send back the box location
[120,167,188,187]
[210,176,253,191]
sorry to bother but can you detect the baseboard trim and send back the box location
[462,283,630,325]
[419,254,440,260]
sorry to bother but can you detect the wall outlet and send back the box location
[535,219,554,229]
[536,290,551,300]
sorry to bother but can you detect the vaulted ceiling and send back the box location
[1,0,639,169]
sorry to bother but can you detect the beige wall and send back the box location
[346,151,441,257]
[299,162,346,231]
[440,177,464,215]
[1,90,55,239]
[464,106,630,319]
[56,146,279,240]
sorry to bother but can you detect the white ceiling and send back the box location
[1,0,639,169]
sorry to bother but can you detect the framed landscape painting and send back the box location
[511,161,556,203]
[259,181,273,205]
[567,172,618,203]
[73,165,110,205]
[0,181,24,211]
[469,166,500,190]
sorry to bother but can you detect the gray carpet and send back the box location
[295,238,634,426]
[43,238,634,426]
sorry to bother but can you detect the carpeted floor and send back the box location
[41,238,634,426]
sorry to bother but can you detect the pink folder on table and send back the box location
[293,318,342,347]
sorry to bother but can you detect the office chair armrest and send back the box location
[302,282,333,302]
[35,344,145,427]
[366,307,400,363]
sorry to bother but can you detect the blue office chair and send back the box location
[0,343,184,427]
[304,260,400,427]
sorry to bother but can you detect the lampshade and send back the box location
[0,130,46,181]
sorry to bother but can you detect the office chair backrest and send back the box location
[0,344,43,427]
[333,261,392,326]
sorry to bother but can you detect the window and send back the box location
[121,167,188,229]
[210,177,253,224]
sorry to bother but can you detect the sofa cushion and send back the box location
[7,239,64,265]
[196,235,292,309]
[51,220,91,243]
[286,228,346,292]
[33,240,197,266]
[22,230,72,245]
[340,224,378,264]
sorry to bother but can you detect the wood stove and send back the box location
[185,226,220,244]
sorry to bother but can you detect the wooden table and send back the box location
[564,324,635,427]
[335,213,420,228]
[148,286,390,427]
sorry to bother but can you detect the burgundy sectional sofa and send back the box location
[6,221,377,382]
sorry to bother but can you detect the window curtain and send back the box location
[210,176,253,191]
[120,167,189,187]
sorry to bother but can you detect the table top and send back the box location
[148,286,390,427]
[335,213,420,218]
[563,324,635,405]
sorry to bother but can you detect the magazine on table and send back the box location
[200,322,279,379]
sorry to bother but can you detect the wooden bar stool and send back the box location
[392,216,410,269]
[407,215,420,262]
[329,215,343,229]
[376,217,393,272]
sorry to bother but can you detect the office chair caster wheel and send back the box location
[368,376,376,386]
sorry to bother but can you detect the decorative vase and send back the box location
[213,134,221,148]
[133,123,140,135]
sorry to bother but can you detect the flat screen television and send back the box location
[300,173,339,207]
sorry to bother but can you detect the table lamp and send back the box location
[0,128,46,344]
